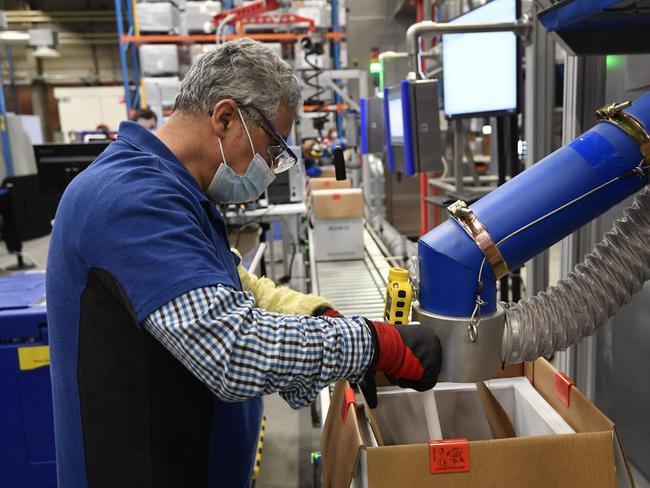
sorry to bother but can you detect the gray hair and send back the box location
[174,38,302,124]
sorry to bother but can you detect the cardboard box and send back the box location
[312,189,363,220]
[312,189,364,261]
[319,166,337,178]
[321,359,634,487]
[313,217,364,262]
[310,177,352,191]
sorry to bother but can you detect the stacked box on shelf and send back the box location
[185,1,222,33]
[139,44,180,77]
[143,77,181,109]
[136,1,182,34]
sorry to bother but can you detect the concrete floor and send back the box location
[3,235,649,488]
[255,394,321,488]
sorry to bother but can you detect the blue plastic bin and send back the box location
[0,272,56,488]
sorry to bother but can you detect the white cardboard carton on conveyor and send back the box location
[312,188,363,262]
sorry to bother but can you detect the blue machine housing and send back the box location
[537,0,650,54]
[419,92,650,318]
[400,80,416,176]
[360,98,369,155]
[0,272,56,488]
[382,82,417,176]
[382,87,395,172]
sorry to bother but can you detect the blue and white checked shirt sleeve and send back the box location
[143,285,374,409]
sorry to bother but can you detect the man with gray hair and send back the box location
[47,38,442,487]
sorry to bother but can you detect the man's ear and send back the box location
[210,99,238,138]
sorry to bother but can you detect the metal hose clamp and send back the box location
[596,101,650,165]
[501,302,521,365]
[447,200,509,279]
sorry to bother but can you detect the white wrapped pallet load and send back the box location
[143,77,181,108]
[136,2,181,34]
[185,1,221,33]
[139,44,180,76]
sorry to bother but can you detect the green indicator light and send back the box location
[606,55,624,71]
[370,62,382,74]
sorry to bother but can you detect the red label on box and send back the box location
[555,371,576,407]
[429,439,470,474]
[332,193,341,200]
[341,387,356,424]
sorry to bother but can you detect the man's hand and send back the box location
[360,320,442,408]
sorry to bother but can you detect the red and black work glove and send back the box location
[360,320,442,409]
[315,307,343,318]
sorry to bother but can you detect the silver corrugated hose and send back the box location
[503,186,650,364]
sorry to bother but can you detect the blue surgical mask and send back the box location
[207,108,276,203]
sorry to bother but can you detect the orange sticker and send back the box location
[429,439,470,474]
[341,387,356,424]
[555,371,575,407]
[332,193,341,200]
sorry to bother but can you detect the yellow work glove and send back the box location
[232,248,334,316]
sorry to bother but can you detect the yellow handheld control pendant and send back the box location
[383,267,413,325]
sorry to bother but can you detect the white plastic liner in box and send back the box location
[372,377,574,446]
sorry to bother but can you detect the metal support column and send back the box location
[126,0,141,110]
[496,113,521,302]
[453,119,464,196]
[556,53,606,399]
[331,0,343,139]
[0,42,13,177]
[115,0,141,116]
[6,46,17,113]
[523,10,555,298]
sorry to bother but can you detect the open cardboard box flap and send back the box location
[321,359,635,488]
[321,383,364,488]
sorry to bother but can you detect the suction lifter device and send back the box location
[414,93,650,382]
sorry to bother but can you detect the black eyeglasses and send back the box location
[237,103,299,174]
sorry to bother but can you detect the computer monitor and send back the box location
[388,96,405,144]
[442,0,520,118]
[383,85,406,173]
[384,80,443,176]
[34,142,110,195]
[0,176,53,270]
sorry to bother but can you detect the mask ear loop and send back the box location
[237,107,256,158]
[217,137,228,167]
